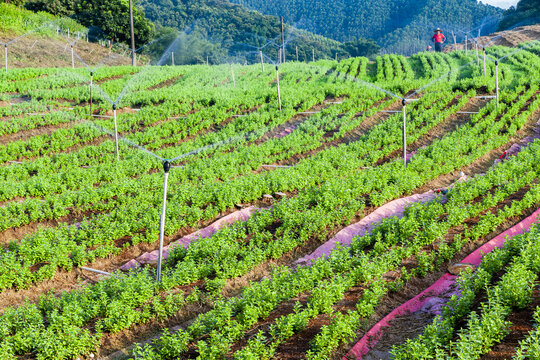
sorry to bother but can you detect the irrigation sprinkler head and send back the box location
[90,71,94,77]
[495,60,498,66]
[163,160,171,173]
[112,103,117,111]
[276,65,279,71]
[402,98,407,106]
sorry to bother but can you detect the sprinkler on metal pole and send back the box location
[113,103,120,160]
[452,31,457,49]
[156,160,170,283]
[276,65,282,111]
[71,45,75,69]
[230,64,236,88]
[4,44,7,74]
[483,47,486,76]
[402,98,407,167]
[312,48,315,62]
[207,56,209,66]
[260,50,265,72]
[296,46,298,61]
[465,35,468,56]
[171,51,174,66]
[495,60,499,107]
[90,71,94,114]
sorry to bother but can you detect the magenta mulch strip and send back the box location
[295,192,441,266]
[344,207,540,360]
[119,206,264,271]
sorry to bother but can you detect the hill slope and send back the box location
[498,0,540,30]
[0,3,135,69]
[138,0,379,63]
[229,0,503,54]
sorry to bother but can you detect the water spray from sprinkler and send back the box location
[88,122,253,282]
[482,40,540,108]
[230,63,236,88]
[1,21,54,73]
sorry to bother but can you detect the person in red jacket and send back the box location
[432,28,446,52]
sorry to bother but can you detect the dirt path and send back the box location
[445,24,540,52]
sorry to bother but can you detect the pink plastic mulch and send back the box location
[119,206,264,271]
[295,192,439,266]
[295,174,468,267]
[494,119,540,166]
[344,207,540,360]
[274,125,297,139]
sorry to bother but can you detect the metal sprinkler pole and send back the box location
[312,48,315,62]
[113,104,119,160]
[276,65,282,111]
[465,35,468,56]
[495,60,499,107]
[260,50,264,71]
[71,45,75,69]
[402,99,407,167]
[296,46,298,61]
[4,45,7,74]
[171,52,174,66]
[230,64,236,88]
[156,160,170,283]
[452,31,457,48]
[90,71,93,114]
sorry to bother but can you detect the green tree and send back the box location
[0,0,26,6]
[74,0,154,46]
[344,37,380,57]
[25,0,76,16]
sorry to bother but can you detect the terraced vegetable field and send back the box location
[0,43,539,360]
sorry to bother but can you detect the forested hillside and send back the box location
[498,0,540,30]
[138,0,379,64]
[230,0,503,54]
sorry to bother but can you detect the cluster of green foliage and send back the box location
[0,2,83,35]
[137,0,379,64]
[24,0,154,46]
[498,0,540,30]
[230,0,503,54]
